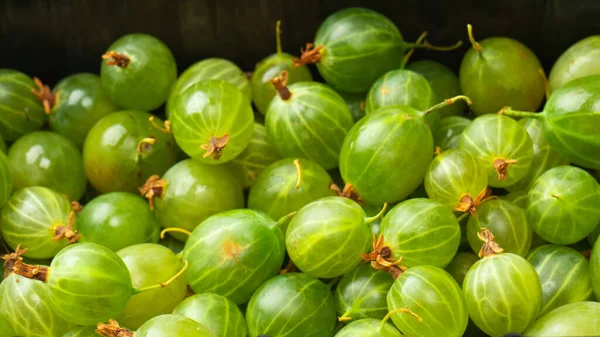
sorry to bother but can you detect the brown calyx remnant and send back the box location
[102,51,130,68]
[280,260,299,275]
[96,319,134,337]
[493,158,518,181]
[245,71,253,81]
[293,43,323,67]
[71,201,84,212]
[330,183,364,205]
[477,228,504,258]
[201,134,230,160]
[53,211,81,244]
[434,146,442,156]
[149,116,171,133]
[139,175,167,210]
[454,187,495,217]
[270,71,292,100]
[31,77,56,114]
[137,136,157,156]
[2,245,49,281]
[582,249,592,260]
[361,235,407,279]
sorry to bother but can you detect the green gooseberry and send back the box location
[0,273,76,337]
[247,158,335,233]
[523,301,600,336]
[134,314,216,337]
[0,186,76,259]
[116,244,188,329]
[48,73,118,148]
[378,198,461,268]
[588,224,600,247]
[0,69,46,141]
[335,264,394,322]
[502,190,527,208]
[245,273,337,337]
[227,123,281,189]
[407,60,466,117]
[251,21,313,115]
[0,315,12,337]
[180,209,286,304]
[339,91,366,123]
[62,326,98,337]
[365,69,436,115]
[527,244,592,315]
[334,318,402,337]
[171,80,254,164]
[527,166,600,245]
[387,265,468,337]
[459,114,534,188]
[286,196,380,279]
[590,236,600,299]
[153,159,244,240]
[173,293,247,337]
[9,131,86,201]
[265,79,353,170]
[100,33,177,111]
[466,199,532,257]
[433,116,471,151]
[0,151,12,208]
[548,35,600,94]
[444,252,479,287]
[77,192,160,252]
[459,24,545,115]
[83,110,177,194]
[0,133,6,153]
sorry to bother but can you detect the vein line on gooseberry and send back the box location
[381,307,424,329]
[477,228,504,258]
[330,183,364,205]
[467,24,483,54]
[160,227,191,239]
[139,175,167,210]
[364,203,388,225]
[96,319,134,337]
[149,116,172,133]
[493,158,518,180]
[425,95,472,115]
[293,159,302,189]
[200,134,230,159]
[53,211,81,243]
[136,136,156,156]
[31,77,56,114]
[132,259,189,294]
[293,43,323,67]
[102,51,130,68]
[270,71,292,100]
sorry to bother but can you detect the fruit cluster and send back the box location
[1,7,600,337]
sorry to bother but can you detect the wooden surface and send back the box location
[1,0,600,84]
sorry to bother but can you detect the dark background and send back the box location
[1,0,600,84]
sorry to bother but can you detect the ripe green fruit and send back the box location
[365,70,436,114]
[174,293,247,337]
[433,116,471,151]
[549,35,600,94]
[135,314,216,337]
[0,151,12,208]
[588,225,600,248]
[0,69,46,141]
[444,252,479,287]
[590,237,600,299]
[523,301,600,336]
[334,319,402,337]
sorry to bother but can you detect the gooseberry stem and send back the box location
[364,203,388,225]
[293,43,323,67]
[275,211,297,229]
[425,95,472,115]
[293,159,302,189]
[132,259,189,294]
[96,319,134,337]
[31,77,56,114]
[160,227,191,239]
[149,116,172,133]
[380,307,423,329]
[271,71,292,100]
[2,246,50,282]
[275,20,283,55]
[467,24,483,55]
[102,51,130,68]
[338,313,352,322]
[402,31,428,68]
[477,228,504,258]
[498,107,542,119]
[402,37,463,52]
[136,136,156,156]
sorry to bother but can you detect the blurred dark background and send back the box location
[1,0,600,84]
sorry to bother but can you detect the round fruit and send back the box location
[100,33,177,111]
[387,265,468,337]
[459,114,534,187]
[523,301,600,336]
[0,69,46,141]
[83,110,177,194]
[245,273,337,337]
[433,116,471,151]
[527,166,600,245]
[527,244,592,315]
[444,252,479,287]
[171,80,254,164]
[0,151,12,208]
[9,131,86,201]
[459,24,545,115]
[173,293,247,337]
[365,70,436,114]
[334,319,402,337]
[378,198,461,268]
[48,73,118,147]
[590,237,600,299]
[134,314,216,337]
[549,35,600,94]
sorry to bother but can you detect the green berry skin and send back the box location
[183,209,285,304]
[0,151,12,208]
[444,252,479,288]
[47,243,133,326]
[589,236,600,300]
[502,190,528,209]
[116,244,188,329]
[49,73,118,148]
[407,60,466,117]
[334,319,402,337]
[0,273,76,337]
[387,265,468,337]
[340,107,433,205]
[0,186,73,259]
[424,149,488,211]
[524,301,600,336]
[9,131,86,201]
[171,80,254,164]
[313,8,404,93]
[62,326,98,337]
[434,116,471,151]
[135,314,216,337]
[527,166,600,245]
[167,58,251,118]
[527,244,592,316]
[549,36,600,94]
[334,264,394,321]
[459,37,545,116]
[173,293,247,337]
[588,224,600,248]
[339,91,366,123]
[365,69,436,114]
[227,123,281,189]
[265,82,353,170]
[83,110,177,194]
[155,159,244,240]
[467,199,532,257]
[378,198,461,268]
[286,196,371,279]
[459,114,534,188]
[245,273,337,337]
[463,253,542,337]
[100,33,177,111]
[78,192,160,251]
[0,69,46,141]
[251,53,313,115]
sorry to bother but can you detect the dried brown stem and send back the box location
[2,246,49,282]
[139,175,167,210]
[279,260,298,275]
[361,235,407,279]
[330,183,364,205]
[71,201,84,212]
[454,187,495,217]
[102,51,130,68]
[292,43,323,67]
[270,71,292,100]
[477,228,504,258]
[31,77,56,114]
[53,211,81,243]
[493,158,518,181]
[201,134,230,160]
[96,319,134,337]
